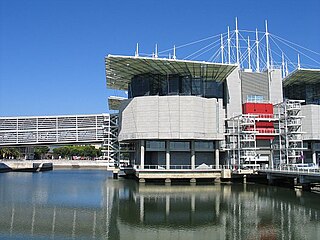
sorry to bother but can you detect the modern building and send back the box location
[105,29,320,180]
[105,55,284,173]
[283,69,320,165]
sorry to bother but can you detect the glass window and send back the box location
[128,73,225,99]
[246,95,264,103]
[195,141,214,150]
[159,75,168,96]
[130,75,150,97]
[181,76,191,95]
[204,81,223,98]
[192,78,203,96]
[146,141,165,151]
[168,75,179,95]
[170,141,190,150]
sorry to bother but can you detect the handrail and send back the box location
[130,164,320,174]
[258,166,320,174]
[134,164,222,170]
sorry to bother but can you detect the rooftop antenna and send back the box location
[227,26,231,64]
[155,44,158,58]
[265,20,270,70]
[247,36,251,70]
[256,28,260,72]
[173,45,176,60]
[282,52,285,78]
[220,34,224,64]
[235,18,240,66]
[297,54,301,69]
[135,43,139,57]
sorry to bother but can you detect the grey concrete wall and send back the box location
[301,105,320,140]
[269,69,283,104]
[225,67,242,118]
[240,71,269,103]
[118,96,225,141]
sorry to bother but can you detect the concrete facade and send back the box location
[301,105,320,140]
[118,96,225,141]
[225,67,242,118]
[269,69,283,104]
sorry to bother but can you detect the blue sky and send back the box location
[0,0,319,116]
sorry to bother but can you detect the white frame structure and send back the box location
[0,114,107,145]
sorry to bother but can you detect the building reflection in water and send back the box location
[0,171,320,239]
[116,183,320,240]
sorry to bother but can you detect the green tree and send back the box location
[0,147,20,159]
[52,145,103,159]
[34,146,50,159]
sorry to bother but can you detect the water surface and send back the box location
[0,170,319,239]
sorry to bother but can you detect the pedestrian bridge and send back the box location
[257,167,320,189]
[0,114,111,146]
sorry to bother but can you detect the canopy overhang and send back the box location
[283,68,320,87]
[105,55,237,90]
[108,96,126,111]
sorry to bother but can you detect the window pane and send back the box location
[146,141,165,150]
[170,141,190,150]
[169,75,179,95]
[192,78,203,96]
[195,141,214,150]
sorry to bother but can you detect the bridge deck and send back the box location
[0,114,109,146]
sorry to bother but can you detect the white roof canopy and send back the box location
[105,55,237,90]
[108,96,126,111]
[283,68,320,87]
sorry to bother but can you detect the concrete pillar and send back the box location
[140,140,145,170]
[270,141,274,168]
[165,178,171,185]
[191,141,195,169]
[312,148,317,165]
[166,140,170,170]
[215,145,220,169]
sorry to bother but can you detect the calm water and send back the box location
[0,170,319,240]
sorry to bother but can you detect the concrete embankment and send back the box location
[0,161,53,172]
[0,160,114,172]
[43,160,114,170]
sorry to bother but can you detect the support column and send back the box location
[166,140,170,170]
[270,140,274,168]
[215,142,220,169]
[312,143,317,165]
[191,141,195,170]
[140,140,145,170]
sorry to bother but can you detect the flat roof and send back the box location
[283,68,320,87]
[105,55,237,90]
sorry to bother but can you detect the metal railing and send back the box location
[133,164,222,170]
[258,166,320,175]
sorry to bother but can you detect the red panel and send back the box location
[243,103,275,140]
[242,103,273,115]
[256,122,274,127]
